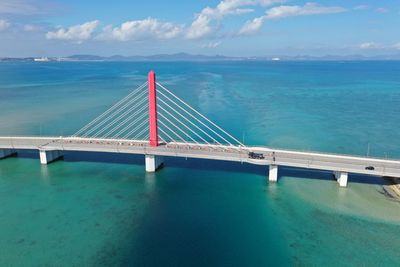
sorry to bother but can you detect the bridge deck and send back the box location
[0,136,399,178]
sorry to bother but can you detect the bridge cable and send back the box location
[85,90,147,138]
[158,120,186,143]
[80,89,147,138]
[98,97,148,138]
[111,106,148,138]
[157,104,210,144]
[157,97,222,145]
[158,112,200,145]
[73,82,147,137]
[124,118,149,140]
[86,89,147,137]
[157,82,245,147]
[132,124,149,140]
[156,87,234,146]
[158,127,176,144]
[103,103,148,138]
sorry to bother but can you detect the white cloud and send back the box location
[0,19,10,31]
[239,2,347,35]
[24,24,40,32]
[201,41,222,48]
[358,42,400,50]
[375,7,388,13]
[97,18,182,41]
[359,42,381,49]
[239,17,265,35]
[186,13,214,39]
[186,0,286,39]
[0,0,49,15]
[353,5,369,11]
[265,3,346,19]
[0,0,38,14]
[258,0,286,6]
[46,20,99,43]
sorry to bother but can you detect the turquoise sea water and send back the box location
[0,61,399,266]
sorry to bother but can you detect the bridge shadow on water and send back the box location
[278,167,387,186]
[13,150,388,186]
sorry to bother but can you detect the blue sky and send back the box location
[0,0,399,57]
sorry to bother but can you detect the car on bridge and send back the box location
[248,152,265,160]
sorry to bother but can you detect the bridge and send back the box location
[1,71,399,187]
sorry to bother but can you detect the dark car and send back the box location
[248,152,265,160]
[365,166,375,170]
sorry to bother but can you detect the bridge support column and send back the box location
[145,155,163,172]
[39,149,63,165]
[269,165,278,182]
[334,171,348,187]
[0,149,16,159]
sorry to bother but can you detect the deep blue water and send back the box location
[0,61,399,266]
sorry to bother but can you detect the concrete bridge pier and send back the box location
[145,155,164,172]
[39,149,63,165]
[0,149,16,159]
[269,165,278,182]
[334,171,348,187]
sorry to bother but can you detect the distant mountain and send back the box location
[271,54,400,61]
[66,53,243,62]
[63,53,400,61]
[0,57,35,62]
[2,53,400,62]
[67,55,105,61]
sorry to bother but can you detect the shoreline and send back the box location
[382,177,400,201]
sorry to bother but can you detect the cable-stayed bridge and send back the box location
[1,71,399,187]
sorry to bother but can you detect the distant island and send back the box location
[2,52,400,62]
